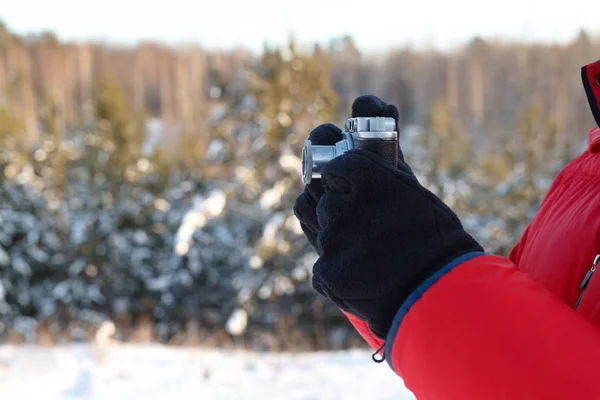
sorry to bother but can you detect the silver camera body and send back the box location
[301,117,398,184]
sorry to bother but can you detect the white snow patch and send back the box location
[174,190,227,256]
[279,153,302,174]
[94,321,116,346]
[225,308,248,336]
[260,181,287,210]
[203,191,227,218]
[207,140,226,160]
[249,255,264,269]
[142,119,165,156]
[0,345,415,400]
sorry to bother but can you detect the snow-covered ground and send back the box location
[0,345,415,400]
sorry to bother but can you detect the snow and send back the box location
[142,119,165,156]
[0,345,415,400]
[225,308,248,336]
[260,181,288,210]
[173,190,227,256]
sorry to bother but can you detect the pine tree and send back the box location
[93,74,146,186]
[421,98,470,197]
[197,37,348,349]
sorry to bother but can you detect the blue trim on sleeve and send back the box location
[384,251,488,370]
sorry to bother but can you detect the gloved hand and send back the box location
[293,95,412,254]
[293,95,483,339]
[311,149,484,339]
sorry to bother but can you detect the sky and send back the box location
[0,0,598,52]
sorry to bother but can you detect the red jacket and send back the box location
[345,60,600,399]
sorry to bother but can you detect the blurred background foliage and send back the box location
[0,19,597,350]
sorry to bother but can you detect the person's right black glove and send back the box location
[311,149,484,339]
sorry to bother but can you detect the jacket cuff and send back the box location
[342,310,385,352]
[384,252,487,369]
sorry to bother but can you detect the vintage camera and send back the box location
[301,117,398,184]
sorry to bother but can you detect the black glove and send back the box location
[310,149,483,339]
[293,95,412,253]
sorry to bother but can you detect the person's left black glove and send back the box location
[292,123,342,253]
[293,95,412,254]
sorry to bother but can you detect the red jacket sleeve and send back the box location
[341,310,384,352]
[384,253,600,400]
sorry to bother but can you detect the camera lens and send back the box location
[302,140,312,184]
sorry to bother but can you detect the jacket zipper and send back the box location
[574,254,600,310]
